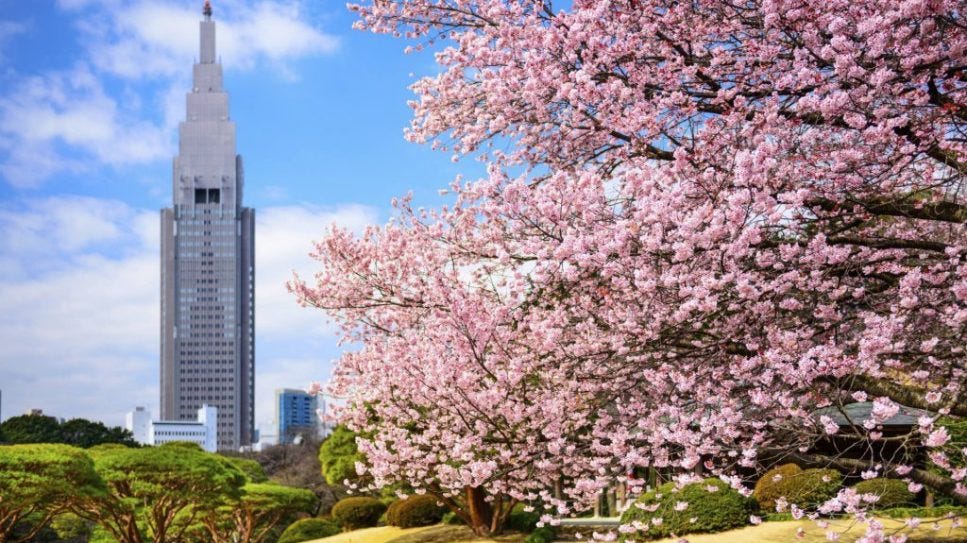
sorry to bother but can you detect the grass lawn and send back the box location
[639,517,967,543]
[305,517,967,543]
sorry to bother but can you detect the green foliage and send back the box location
[220,456,269,483]
[929,417,967,504]
[81,445,247,543]
[753,464,802,511]
[877,505,967,519]
[852,478,915,509]
[441,511,464,525]
[506,504,541,533]
[60,419,137,448]
[385,494,447,528]
[525,527,556,543]
[619,478,756,540]
[277,518,341,543]
[753,466,841,511]
[330,497,387,530]
[1,414,63,444]
[318,426,365,486]
[0,415,136,448]
[0,444,105,542]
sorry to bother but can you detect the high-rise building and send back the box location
[275,388,327,444]
[160,0,255,450]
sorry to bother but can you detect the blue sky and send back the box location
[0,0,480,435]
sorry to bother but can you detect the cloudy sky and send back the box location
[0,0,477,434]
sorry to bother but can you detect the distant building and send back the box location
[275,389,328,444]
[125,405,217,452]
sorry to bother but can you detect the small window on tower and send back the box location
[195,189,206,204]
[208,189,220,203]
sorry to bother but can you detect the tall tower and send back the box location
[161,0,255,450]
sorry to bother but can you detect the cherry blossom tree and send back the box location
[293,0,966,538]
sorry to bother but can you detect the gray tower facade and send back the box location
[161,3,255,450]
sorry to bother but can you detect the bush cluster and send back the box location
[506,504,542,533]
[331,497,387,530]
[619,478,756,540]
[852,478,915,509]
[277,518,341,543]
[385,494,448,528]
[753,465,841,512]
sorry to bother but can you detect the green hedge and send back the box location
[385,494,447,528]
[277,518,341,543]
[331,497,387,530]
[619,478,755,540]
[852,478,915,509]
[753,466,841,511]
[753,464,802,511]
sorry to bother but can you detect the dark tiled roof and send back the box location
[814,402,934,427]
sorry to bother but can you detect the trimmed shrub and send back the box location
[753,466,841,512]
[331,497,387,530]
[506,504,542,533]
[525,527,556,543]
[619,478,755,540]
[441,511,464,525]
[277,518,341,543]
[385,494,447,528]
[753,464,802,511]
[852,478,915,509]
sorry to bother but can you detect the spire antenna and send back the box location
[203,1,212,18]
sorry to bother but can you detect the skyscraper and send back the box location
[161,0,255,450]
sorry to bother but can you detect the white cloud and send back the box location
[0,65,174,188]
[0,196,374,429]
[76,0,340,79]
[256,204,376,340]
[0,1,339,187]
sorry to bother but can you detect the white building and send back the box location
[125,405,217,452]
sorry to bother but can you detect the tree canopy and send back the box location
[0,444,105,543]
[0,414,136,448]
[293,0,967,538]
[318,425,365,486]
[75,443,247,543]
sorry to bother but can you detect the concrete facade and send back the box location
[161,4,255,450]
[126,405,218,452]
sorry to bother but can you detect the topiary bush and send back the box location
[277,518,341,543]
[852,478,915,509]
[506,504,542,533]
[753,464,802,511]
[384,494,447,528]
[753,466,841,512]
[619,478,756,540]
[331,497,387,530]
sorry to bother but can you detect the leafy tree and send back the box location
[318,426,365,486]
[218,456,269,483]
[75,444,246,543]
[0,415,63,444]
[196,483,317,543]
[0,444,105,543]
[60,419,137,448]
[293,0,967,537]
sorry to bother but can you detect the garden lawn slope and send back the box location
[649,518,966,543]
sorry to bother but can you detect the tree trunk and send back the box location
[466,487,496,537]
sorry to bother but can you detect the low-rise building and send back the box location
[125,405,217,452]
